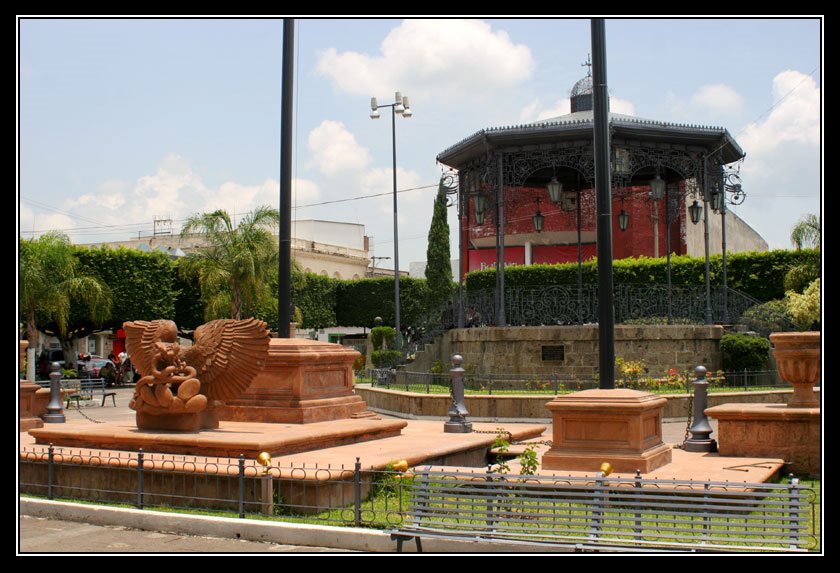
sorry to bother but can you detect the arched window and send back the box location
[333,272,342,279]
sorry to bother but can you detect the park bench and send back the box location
[64,378,117,408]
[390,467,814,553]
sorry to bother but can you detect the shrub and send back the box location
[370,350,402,368]
[741,300,794,337]
[784,263,820,294]
[352,353,366,371]
[720,333,772,371]
[370,326,396,351]
[786,278,820,331]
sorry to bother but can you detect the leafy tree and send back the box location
[425,177,454,307]
[790,213,821,250]
[19,232,111,379]
[180,206,280,320]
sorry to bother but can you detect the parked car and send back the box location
[38,349,66,379]
[79,357,118,386]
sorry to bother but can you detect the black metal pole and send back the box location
[666,185,672,325]
[702,156,713,325]
[577,188,583,325]
[721,189,729,324]
[591,19,615,390]
[458,185,465,329]
[391,106,402,349]
[278,18,294,338]
[497,155,506,326]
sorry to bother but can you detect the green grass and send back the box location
[21,477,820,551]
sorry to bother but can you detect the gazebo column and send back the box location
[524,241,533,266]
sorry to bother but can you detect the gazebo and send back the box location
[437,70,754,326]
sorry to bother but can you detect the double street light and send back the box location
[370,92,412,349]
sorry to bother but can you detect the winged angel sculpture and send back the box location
[124,318,270,431]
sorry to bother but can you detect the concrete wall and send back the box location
[406,325,723,378]
[685,204,768,257]
[356,386,797,422]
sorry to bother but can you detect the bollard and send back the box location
[238,455,245,518]
[444,354,472,433]
[48,444,55,500]
[43,362,66,423]
[136,449,145,509]
[353,457,362,527]
[682,365,718,453]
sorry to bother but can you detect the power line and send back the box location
[20,182,440,236]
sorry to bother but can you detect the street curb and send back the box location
[20,498,570,553]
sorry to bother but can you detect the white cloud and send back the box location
[26,155,324,244]
[19,203,76,240]
[610,96,636,116]
[690,84,744,114]
[306,120,371,176]
[736,70,820,250]
[317,19,534,99]
[519,95,635,123]
[739,70,819,161]
[666,83,744,122]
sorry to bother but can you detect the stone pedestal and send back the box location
[19,341,44,432]
[218,338,368,424]
[706,403,820,477]
[541,389,672,473]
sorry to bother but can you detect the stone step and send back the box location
[351,410,381,420]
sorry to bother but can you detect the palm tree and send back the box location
[19,232,112,380]
[790,213,821,250]
[180,206,280,320]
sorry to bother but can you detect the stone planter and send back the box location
[770,331,820,408]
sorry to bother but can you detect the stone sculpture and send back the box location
[124,318,270,431]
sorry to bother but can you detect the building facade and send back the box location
[437,72,767,280]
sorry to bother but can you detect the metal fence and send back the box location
[400,468,819,552]
[362,369,788,396]
[18,446,819,551]
[403,283,763,361]
[19,446,408,527]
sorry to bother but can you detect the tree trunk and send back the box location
[231,281,242,320]
[59,336,76,370]
[26,308,37,381]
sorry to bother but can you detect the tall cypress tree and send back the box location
[425,177,454,307]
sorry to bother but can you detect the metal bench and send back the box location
[65,378,116,407]
[390,467,815,553]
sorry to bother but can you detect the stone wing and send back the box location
[123,319,177,378]
[181,318,270,402]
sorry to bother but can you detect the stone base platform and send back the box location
[217,338,367,425]
[19,382,44,432]
[542,388,672,474]
[28,418,409,458]
[706,403,820,477]
[219,395,368,424]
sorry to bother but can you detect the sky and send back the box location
[17,17,822,272]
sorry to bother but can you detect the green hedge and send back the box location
[464,249,819,303]
[293,273,340,329]
[74,246,176,326]
[336,277,430,328]
[720,333,772,371]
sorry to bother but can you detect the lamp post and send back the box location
[710,166,745,324]
[370,92,412,349]
[550,173,584,324]
[441,171,464,328]
[701,156,713,325]
[649,166,672,324]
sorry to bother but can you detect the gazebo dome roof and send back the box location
[570,74,593,98]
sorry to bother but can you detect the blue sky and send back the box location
[18,17,822,271]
